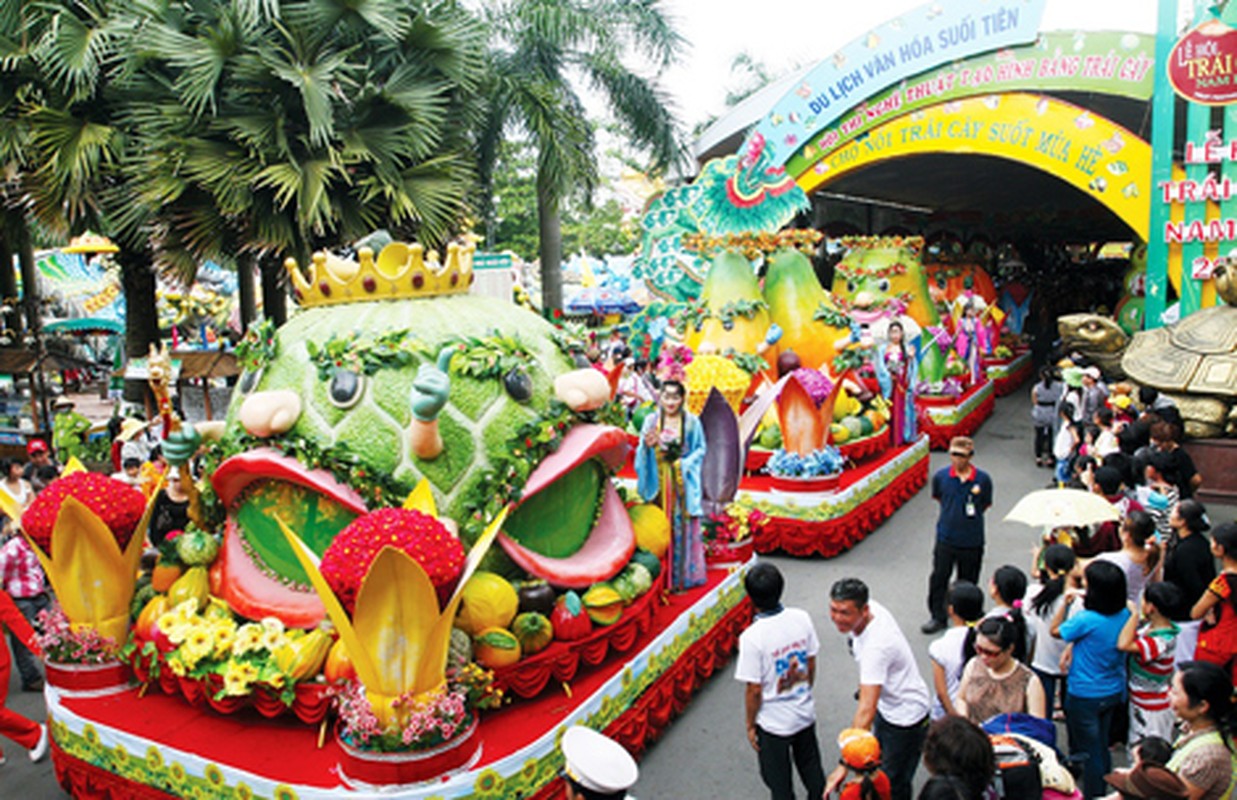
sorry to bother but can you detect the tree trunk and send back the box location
[118,251,159,403]
[0,228,18,336]
[536,182,563,312]
[260,257,287,326]
[14,223,39,336]
[236,255,256,332]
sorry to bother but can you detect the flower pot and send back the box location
[767,473,841,493]
[336,715,481,789]
[44,659,132,698]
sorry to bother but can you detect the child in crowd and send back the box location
[1028,544,1077,720]
[835,728,892,800]
[1117,582,1182,743]
[927,581,985,719]
[110,457,142,487]
[1133,451,1179,542]
[1053,402,1078,486]
[1191,521,1237,684]
[985,565,1034,663]
[1101,735,1186,800]
[0,588,48,765]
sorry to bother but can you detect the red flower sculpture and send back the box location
[22,473,147,552]
[320,508,465,615]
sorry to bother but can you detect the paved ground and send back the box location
[4,385,1233,797]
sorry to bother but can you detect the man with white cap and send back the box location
[561,725,639,800]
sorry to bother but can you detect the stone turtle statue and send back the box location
[1059,263,1236,439]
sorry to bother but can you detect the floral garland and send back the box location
[834,261,908,281]
[456,399,625,544]
[721,349,769,376]
[443,334,535,380]
[837,235,924,255]
[680,229,822,260]
[715,299,768,327]
[678,304,709,334]
[549,323,589,360]
[813,301,851,328]
[305,330,426,381]
[832,345,874,374]
[235,320,278,373]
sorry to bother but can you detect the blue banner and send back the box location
[744,0,1047,167]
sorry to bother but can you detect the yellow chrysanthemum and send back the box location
[233,624,263,655]
[260,629,284,652]
[212,626,236,657]
[164,623,192,646]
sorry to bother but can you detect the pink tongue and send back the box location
[521,425,628,498]
[498,484,636,589]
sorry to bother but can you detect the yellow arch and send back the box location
[796,92,1217,307]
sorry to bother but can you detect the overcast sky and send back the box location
[658,0,1169,130]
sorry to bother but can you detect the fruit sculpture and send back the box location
[210,241,646,629]
[830,236,940,332]
[684,354,751,415]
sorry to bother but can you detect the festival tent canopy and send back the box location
[565,286,642,315]
[44,318,124,336]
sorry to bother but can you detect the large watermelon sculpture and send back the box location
[210,241,636,627]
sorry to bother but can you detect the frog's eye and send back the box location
[328,368,365,409]
[878,279,891,293]
[503,367,533,403]
[238,368,263,394]
[846,280,857,294]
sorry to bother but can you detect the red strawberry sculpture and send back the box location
[320,507,465,614]
[22,472,147,552]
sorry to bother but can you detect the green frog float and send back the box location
[208,241,634,628]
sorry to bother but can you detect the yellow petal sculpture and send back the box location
[277,485,509,728]
[25,492,157,646]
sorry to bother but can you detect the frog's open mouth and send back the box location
[498,424,636,589]
[211,449,369,627]
[211,424,635,626]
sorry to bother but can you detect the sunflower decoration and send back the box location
[17,470,155,645]
[277,479,509,733]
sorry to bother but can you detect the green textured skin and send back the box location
[223,295,577,543]
[831,241,940,329]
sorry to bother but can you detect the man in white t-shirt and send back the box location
[734,562,825,800]
[826,578,931,800]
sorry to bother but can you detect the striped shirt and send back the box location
[0,535,46,599]
[1128,623,1179,711]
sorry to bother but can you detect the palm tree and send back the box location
[0,0,154,357]
[124,0,487,326]
[477,0,685,311]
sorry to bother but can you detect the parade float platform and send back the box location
[46,564,752,800]
[983,349,1033,397]
[618,435,929,560]
[915,381,995,450]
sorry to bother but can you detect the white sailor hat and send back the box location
[562,726,638,797]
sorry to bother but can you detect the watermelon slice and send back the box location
[210,449,369,627]
[499,484,635,589]
[498,424,636,588]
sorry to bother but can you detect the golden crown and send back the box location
[285,239,476,307]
